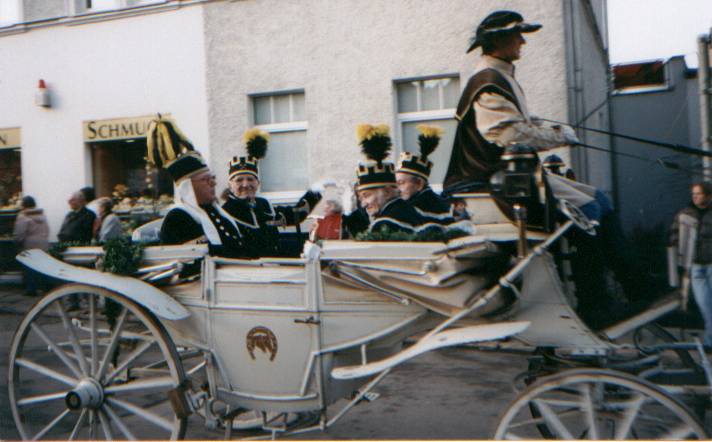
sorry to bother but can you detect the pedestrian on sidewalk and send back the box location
[670,182,712,345]
[13,196,49,296]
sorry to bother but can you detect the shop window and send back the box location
[395,75,460,185]
[0,148,21,208]
[90,139,173,213]
[251,91,308,194]
[74,0,164,14]
[0,147,21,246]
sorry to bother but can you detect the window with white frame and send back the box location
[251,91,308,194]
[74,0,164,14]
[395,75,460,186]
[0,0,21,27]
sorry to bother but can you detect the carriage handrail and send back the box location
[328,263,410,305]
[334,260,431,276]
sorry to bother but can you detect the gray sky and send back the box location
[608,0,712,67]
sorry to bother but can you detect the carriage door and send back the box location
[208,258,322,407]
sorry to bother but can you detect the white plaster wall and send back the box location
[0,6,210,239]
[204,0,570,195]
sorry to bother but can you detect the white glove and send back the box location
[302,241,321,262]
[310,178,337,194]
[555,125,579,145]
[341,185,356,215]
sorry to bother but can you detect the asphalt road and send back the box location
[0,283,529,440]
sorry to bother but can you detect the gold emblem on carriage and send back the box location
[246,326,278,361]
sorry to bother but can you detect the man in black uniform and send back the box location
[354,124,431,235]
[146,118,246,258]
[396,125,454,225]
[222,129,320,257]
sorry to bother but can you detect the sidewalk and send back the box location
[0,283,35,315]
[0,283,34,440]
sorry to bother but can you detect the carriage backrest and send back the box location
[452,192,511,225]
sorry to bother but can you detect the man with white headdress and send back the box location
[146,117,246,258]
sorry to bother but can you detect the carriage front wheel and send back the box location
[8,283,188,440]
[493,368,707,440]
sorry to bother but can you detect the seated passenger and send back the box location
[396,124,455,225]
[146,118,246,258]
[222,129,321,257]
[354,124,433,235]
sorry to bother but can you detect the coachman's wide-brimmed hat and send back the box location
[146,116,209,182]
[397,124,444,181]
[229,128,270,180]
[355,124,396,191]
[466,10,542,53]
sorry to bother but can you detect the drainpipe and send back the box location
[699,31,712,180]
[563,0,584,181]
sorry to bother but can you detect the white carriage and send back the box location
[8,189,710,440]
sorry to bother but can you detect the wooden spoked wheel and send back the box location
[8,284,187,440]
[494,368,707,440]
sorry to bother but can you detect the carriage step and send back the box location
[362,391,380,402]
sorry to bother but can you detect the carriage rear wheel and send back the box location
[8,284,187,440]
[494,368,707,440]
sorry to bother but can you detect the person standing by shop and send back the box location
[13,196,49,296]
[93,197,124,242]
[57,191,96,244]
[670,182,712,346]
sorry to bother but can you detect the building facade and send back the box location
[0,0,611,239]
[0,0,211,238]
[611,56,702,233]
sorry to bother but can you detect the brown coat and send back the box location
[13,208,50,251]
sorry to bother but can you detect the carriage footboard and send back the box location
[331,321,529,380]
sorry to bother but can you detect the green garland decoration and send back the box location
[355,226,469,242]
[100,236,144,275]
[100,237,144,329]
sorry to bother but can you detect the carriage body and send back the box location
[9,191,708,440]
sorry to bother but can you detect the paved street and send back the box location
[0,283,529,440]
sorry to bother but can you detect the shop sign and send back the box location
[0,127,21,149]
[83,115,169,142]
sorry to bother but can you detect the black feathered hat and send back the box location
[466,10,541,53]
[355,124,396,191]
[229,128,269,180]
[396,124,444,181]
[146,116,208,182]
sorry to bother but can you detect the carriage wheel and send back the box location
[8,283,187,440]
[494,368,707,440]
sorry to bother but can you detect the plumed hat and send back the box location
[355,124,396,191]
[396,124,444,181]
[229,128,269,180]
[467,10,542,53]
[146,116,208,182]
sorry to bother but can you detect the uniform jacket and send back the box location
[13,208,50,251]
[370,197,428,234]
[222,190,321,257]
[57,207,96,244]
[408,187,455,225]
[670,204,712,267]
[160,206,246,258]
